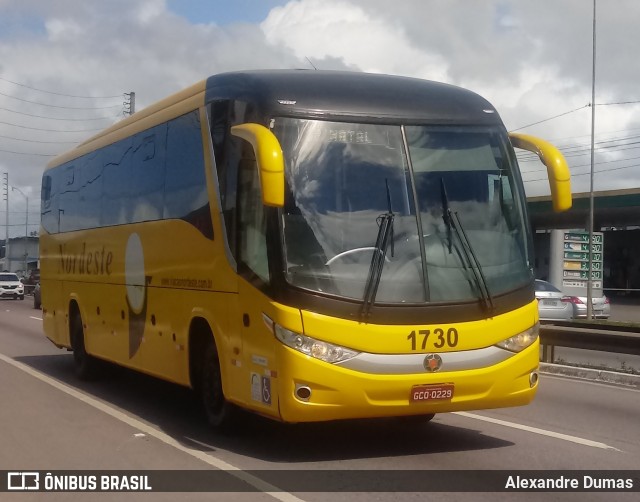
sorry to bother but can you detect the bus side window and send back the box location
[164,111,212,238]
[59,165,76,232]
[41,175,52,209]
[41,173,59,234]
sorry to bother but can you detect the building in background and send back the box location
[0,236,39,275]
[529,189,640,297]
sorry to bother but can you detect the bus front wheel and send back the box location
[396,413,436,425]
[70,313,100,380]
[201,340,236,431]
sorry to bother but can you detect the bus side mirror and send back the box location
[231,123,285,207]
[509,132,572,212]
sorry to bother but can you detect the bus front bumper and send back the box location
[276,341,539,423]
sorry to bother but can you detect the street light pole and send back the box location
[587,0,597,320]
[11,186,28,274]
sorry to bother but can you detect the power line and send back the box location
[516,132,640,162]
[0,90,122,110]
[509,104,591,132]
[0,106,121,121]
[0,206,41,213]
[520,141,640,167]
[0,120,104,133]
[528,124,640,147]
[597,100,640,106]
[1,223,41,228]
[0,148,58,157]
[522,154,640,177]
[0,76,123,99]
[0,133,78,145]
[509,100,640,134]
[0,213,39,218]
[524,161,640,183]
[521,153,640,175]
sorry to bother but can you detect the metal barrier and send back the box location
[539,323,640,363]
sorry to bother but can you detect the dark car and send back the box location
[24,269,40,295]
[33,283,41,309]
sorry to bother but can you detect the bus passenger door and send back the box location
[237,279,280,418]
[234,147,281,418]
[220,116,287,417]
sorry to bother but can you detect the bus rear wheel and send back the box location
[201,340,236,431]
[71,313,100,380]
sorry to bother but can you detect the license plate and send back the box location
[542,300,558,307]
[410,384,454,402]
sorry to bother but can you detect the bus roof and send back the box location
[47,70,503,170]
[205,70,502,126]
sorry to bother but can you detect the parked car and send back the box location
[24,268,40,286]
[23,269,40,295]
[33,282,41,309]
[534,279,573,321]
[0,272,25,300]
[563,293,611,319]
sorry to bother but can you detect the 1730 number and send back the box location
[407,328,459,351]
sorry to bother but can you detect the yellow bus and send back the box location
[40,70,571,428]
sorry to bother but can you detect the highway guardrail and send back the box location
[539,323,640,363]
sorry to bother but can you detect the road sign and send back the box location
[559,230,604,296]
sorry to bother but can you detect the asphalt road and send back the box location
[0,298,639,501]
[551,297,640,373]
[609,296,640,323]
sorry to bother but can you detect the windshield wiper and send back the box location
[440,178,494,314]
[361,180,395,321]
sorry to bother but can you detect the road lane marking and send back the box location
[544,374,640,392]
[0,352,305,502]
[453,411,619,451]
[29,316,42,321]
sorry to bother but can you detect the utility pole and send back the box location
[587,0,597,319]
[11,186,28,274]
[2,172,8,271]
[124,92,136,116]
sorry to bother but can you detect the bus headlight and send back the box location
[495,323,539,353]
[274,324,360,364]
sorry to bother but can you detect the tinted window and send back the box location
[535,281,561,293]
[42,110,212,238]
[102,125,166,226]
[164,111,212,238]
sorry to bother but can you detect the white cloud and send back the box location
[135,0,166,24]
[261,0,449,80]
[45,18,85,41]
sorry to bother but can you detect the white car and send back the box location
[534,279,573,321]
[564,294,611,319]
[0,273,25,300]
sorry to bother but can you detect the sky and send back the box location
[1,0,640,238]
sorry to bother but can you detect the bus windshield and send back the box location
[274,118,531,304]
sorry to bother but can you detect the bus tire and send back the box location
[201,340,236,431]
[397,413,435,424]
[70,312,100,380]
